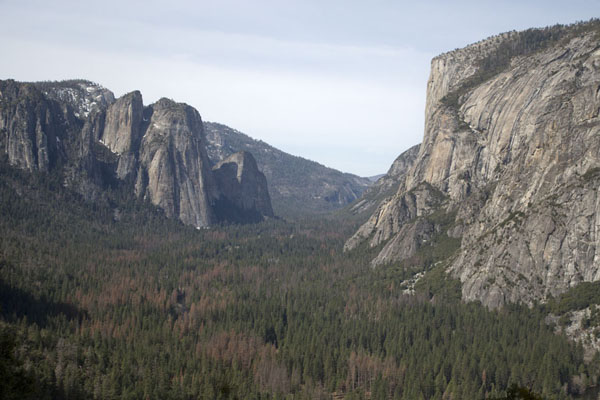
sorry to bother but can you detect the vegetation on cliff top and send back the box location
[441,18,600,108]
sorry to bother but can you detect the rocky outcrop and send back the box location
[212,151,274,222]
[381,145,421,189]
[101,91,142,154]
[204,122,371,218]
[0,80,65,172]
[547,305,600,362]
[100,91,143,180]
[346,21,600,308]
[348,144,420,217]
[134,98,218,227]
[345,182,445,253]
[0,80,274,227]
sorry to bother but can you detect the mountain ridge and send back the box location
[204,121,372,218]
[0,79,374,224]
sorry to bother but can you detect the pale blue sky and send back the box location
[0,0,597,176]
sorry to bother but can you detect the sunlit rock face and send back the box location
[346,144,420,218]
[134,98,218,227]
[346,23,600,308]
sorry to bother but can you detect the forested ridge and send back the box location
[1,162,599,399]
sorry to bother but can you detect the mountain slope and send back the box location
[346,20,600,309]
[204,122,372,218]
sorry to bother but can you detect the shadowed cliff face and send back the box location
[347,23,600,308]
[0,80,274,227]
[0,81,63,172]
[212,151,274,222]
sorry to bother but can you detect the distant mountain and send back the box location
[0,79,273,227]
[367,174,385,182]
[204,122,372,218]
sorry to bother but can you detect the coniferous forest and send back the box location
[1,159,600,400]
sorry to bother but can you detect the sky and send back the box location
[0,1,597,176]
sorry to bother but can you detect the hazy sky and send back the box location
[0,1,597,176]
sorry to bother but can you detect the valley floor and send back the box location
[0,164,599,399]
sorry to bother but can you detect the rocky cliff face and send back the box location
[0,80,273,227]
[212,151,274,222]
[0,80,64,172]
[134,98,218,227]
[346,22,600,308]
[99,91,143,180]
[347,144,420,218]
[204,122,371,218]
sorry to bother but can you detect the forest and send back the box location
[1,162,599,400]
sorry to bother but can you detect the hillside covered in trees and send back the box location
[1,159,599,400]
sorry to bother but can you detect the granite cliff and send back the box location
[346,21,600,309]
[347,144,420,218]
[0,80,272,227]
[212,151,274,222]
